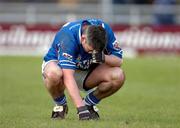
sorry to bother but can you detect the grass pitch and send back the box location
[0,56,180,128]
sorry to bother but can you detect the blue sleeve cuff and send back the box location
[57,63,76,70]
[111,52,123,59]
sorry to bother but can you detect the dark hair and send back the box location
[84,25,107,51]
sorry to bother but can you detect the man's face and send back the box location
[81,34,94,53]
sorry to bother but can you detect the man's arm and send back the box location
[62,69,84,108]
[104,54,123,67]
[62,69,93,120]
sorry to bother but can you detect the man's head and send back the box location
[81,25,107,53]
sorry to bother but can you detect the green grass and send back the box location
[0,56,180,128]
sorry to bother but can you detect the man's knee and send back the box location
[110,68,125,89]
[44,70,63,85]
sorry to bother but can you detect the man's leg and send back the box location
[42,61,68,119]
[83,64,125,118]
[84,64,125,100]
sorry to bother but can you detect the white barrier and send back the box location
[0,24,180,56]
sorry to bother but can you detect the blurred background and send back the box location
[0,0,179,56]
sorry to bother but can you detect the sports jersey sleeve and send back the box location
[104,23,123,59]
[56,31,78,70]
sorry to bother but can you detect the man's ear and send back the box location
[81,34,86,39]
[81,34,86,44]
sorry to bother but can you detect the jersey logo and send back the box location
[62,53,73,61]
[113,41,121,50]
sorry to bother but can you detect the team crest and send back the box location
[76,55,81,61]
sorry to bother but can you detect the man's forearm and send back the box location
[64,77,84,107]
[104,55,123,67]
[62,70,85,108]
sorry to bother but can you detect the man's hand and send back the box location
[92,50,105,63]
[77,106,91,120]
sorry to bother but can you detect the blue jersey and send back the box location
[43,19,123,70]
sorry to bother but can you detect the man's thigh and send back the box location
[84,64,119,89]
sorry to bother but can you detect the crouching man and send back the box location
[42,18,125,120]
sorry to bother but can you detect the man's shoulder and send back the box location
[61,20,82,30]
